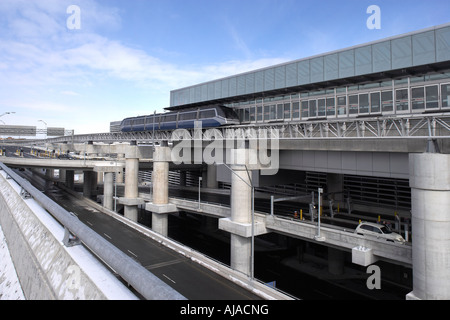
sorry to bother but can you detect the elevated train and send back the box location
[120,105,240,132]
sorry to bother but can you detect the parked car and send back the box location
[355,222,406,244]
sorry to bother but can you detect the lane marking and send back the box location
[86,221,93,226]
[163,274,176,284]
[103,233,112,240]
[127,249,138,258]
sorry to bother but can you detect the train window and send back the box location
[135,118,145,125]
[301,101,309,118]
[250,106,256,122]
[370,92,381,113]
[292,102,300,119]
[396,89,409,111]
[442,84,450,108]
[326,98,335,116]
[284,103,291,120]
[348,95,358,114]
[179,111,197,121]
[359,93,369,114]
[257,106,263,121]
[309,100,317,118]
[425,85,439,109]
[411,87,425,110]
[277,104,283,120]
[337,96,346,116]
[381,91,393,112]
[318,99,326,117]
[199,110,216,119]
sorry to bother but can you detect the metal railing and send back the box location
[0,161,186,300]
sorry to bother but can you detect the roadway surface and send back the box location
[15,169,262,300]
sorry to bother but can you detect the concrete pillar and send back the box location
[83,171,93,198]
[207,164,218,188]
[150,144,171,236]
[65,170,74,189]
[408,153,450,300]
[59,169,66,183]
[328,247,345,275]
[115,168,124,183]
[179,171,186,187]
[45,168,54,179]
[229,166,252,275]
[104,172,114,211]
[124,157,139,221]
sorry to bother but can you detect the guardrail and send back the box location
[0,161,186,300]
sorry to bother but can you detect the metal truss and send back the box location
[7,114,450,147]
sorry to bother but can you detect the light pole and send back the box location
[198,176,202,210]
[315,187,325,242]
[222,162,255,280]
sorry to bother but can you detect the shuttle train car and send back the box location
[120,105,240,132]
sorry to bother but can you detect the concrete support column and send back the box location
[103,172,114,211]
[207,164,218,188]
[328,247,345,275]
[229,166,252,275]
[83,171,93,198]
[147,143,176,237]
[59,169,66,183]
[408,153,450,300]
[124,157,139,222]
[65,170,74,189]
[179,171,186,187]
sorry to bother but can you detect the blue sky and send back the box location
[0,0,449,134]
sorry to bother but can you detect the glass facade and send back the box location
[230,76,450,123]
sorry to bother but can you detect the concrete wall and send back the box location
[0,170,137,300]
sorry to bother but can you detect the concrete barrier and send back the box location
[0,169,138,300]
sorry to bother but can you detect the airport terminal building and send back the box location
[169,23,450,124]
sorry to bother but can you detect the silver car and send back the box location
[355,222,406,244]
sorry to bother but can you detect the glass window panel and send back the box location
[372,41,391,72]
[257,106,263,121]
[249,106,255,121]
[256,106,263,121]
[381,91,394,112]
[264,105,270,121]
[284,103,291,120]
[359,93,369,113]
[310,57,324,83]
[309,100,317,118]
[244,108,250,122]
[396,89,409,111]
[412,87,425,110]
[349,95,359,114]
[292,101,300,119]
[370,92,381,113]
[326,98,335,116]
[318,98,326,117]
[337,96,347,115]
[355,46,372,75]
[426,85,439,109]
[324,53,338,80]
[436,26,450,62]
[277,104,284,119]
[301,101,309,118]
[270,105,276,120]
[413,31,435,66]
[392,36,412,69]
[442,84,450,108]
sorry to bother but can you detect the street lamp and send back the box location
[0,112,15,118]
[222,162,255,280]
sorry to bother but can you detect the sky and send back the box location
[0,0,449,135]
